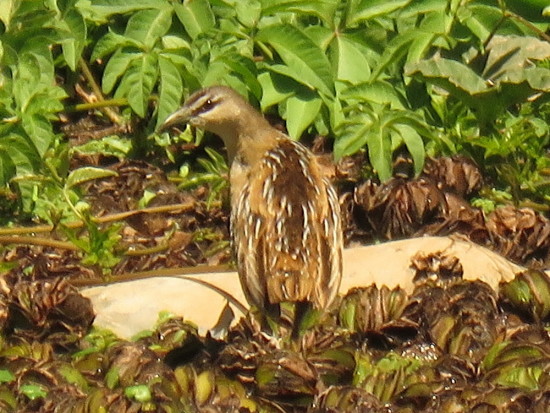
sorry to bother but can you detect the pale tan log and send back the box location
[81,236,524,339]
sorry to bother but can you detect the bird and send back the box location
[161,86,343,322]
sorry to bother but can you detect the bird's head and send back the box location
[159,85,274,163]
[160,86,255,139]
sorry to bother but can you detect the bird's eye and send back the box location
[199,98,215,114]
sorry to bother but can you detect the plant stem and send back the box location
[0,236,79,250]
[78,58,124,124]
[0,202,201,236]
[67,98,128,112]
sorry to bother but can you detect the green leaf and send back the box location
[483,35,550,81]
[371,30,417,81]
[72,136,132,160]
[57,365,89,391]
[393,124,425,176]
[0,149,17,186]
[0,0,16,29]
[65,167,118,189]
[58,9,87,71]
[257,71,295,110]
[366,127,392,181]
[105,366,120,390]
[20,114,55,157]
[125,7,172,50]
[161,35,191,50]
[260,0,338,26]
[457,4,504,42]
[331,35,371,84]
[82,0,167,23]
[256,24,334,97]
[348,0,412,25]
[174,0,215,40]
[334,119,371,160]
[285,91,322,139]
[116,53,158,117]
[235,0,261,28]
[20,384,47,400]
[340,81,406,109]
[102,50,141,94]
[405,56,488,95]
[219,54,261,100]
[156,55,183,129]
[125,385,152,402]
[92,30,142,61]
[0,133,41,175]
[0,369,14,383]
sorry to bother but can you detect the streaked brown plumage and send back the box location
[162,86,343,312]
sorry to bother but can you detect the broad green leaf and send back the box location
[406,31,437,65]
[0,150,16,186]
[174,0,215,40]
[417,10,453,35]
[72,136,132,160]
[257,71,295,110]
[393,124,425,176]
[20,45,55,85]
[340,81,406,109]
[66,167,118,189]
[330,94,345,131]
[503,67,550,91]
[398,0,447,18]
[0,133,41,176]
[21,114,55,157]
[260,0,338,26]
[405,57,487,95]
[59,9,87,71]
[156,55,183,129]
[256,24,334,97]
[304,25,334,50]
[348,0,411,25]
[483,35,550,81]
[82,0,167,22]
[371,30,417,81]
[118,53,158,117]
[457,4,504,42]
[161,35,191,50]
[235,0,261,28]
[102,50,141,94]
[125,7,172,50]
[202,59,232,87]
[285,91,322,139]
[92,30,142,61]
[219,54,261,100]
[366,127,392,181]
[332,35,371,84]
[334,119,372,160]
[0,0,16,30]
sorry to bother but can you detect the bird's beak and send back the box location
[157,106,191,133]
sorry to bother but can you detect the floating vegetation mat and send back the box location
[1,261,549,412]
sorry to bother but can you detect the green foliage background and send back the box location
[0,0,549,224]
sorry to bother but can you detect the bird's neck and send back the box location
[219,108,280,167]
